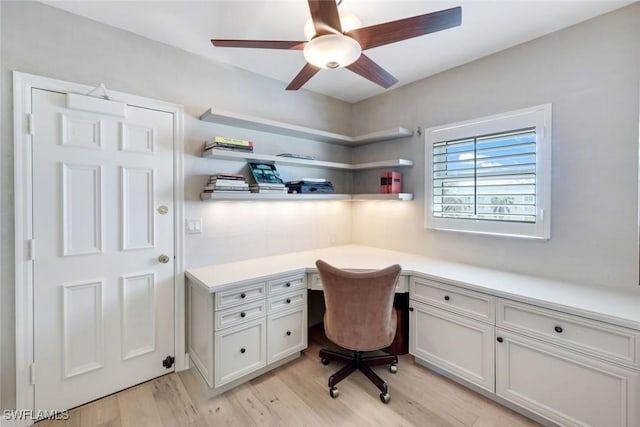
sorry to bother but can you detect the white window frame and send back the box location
[425,104,552,239]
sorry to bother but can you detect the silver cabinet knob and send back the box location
[158,254,170,264]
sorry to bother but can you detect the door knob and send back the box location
[158,254,170,264]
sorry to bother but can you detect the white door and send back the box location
[31,88,175,411]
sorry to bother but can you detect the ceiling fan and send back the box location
[211,1,461,91]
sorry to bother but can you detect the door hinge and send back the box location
[162,355,175,369]
[28,239,35,260]
[30,363,36,385]
[27,113,35,136]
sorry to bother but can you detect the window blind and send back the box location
[432,128,537,223]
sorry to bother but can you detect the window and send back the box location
[425,104,551,239]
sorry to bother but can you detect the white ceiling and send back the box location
[43,0,633,103]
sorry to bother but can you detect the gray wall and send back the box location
[0,1,352,409]
[2,0,639,413]
[351,4,640,290]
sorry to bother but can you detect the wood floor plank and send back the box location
[225,378,282,426]
[245,371,328,427]
[116,381,164,427]
[277,352,373,425]
[150,374,200,427]
[37,332,541,427]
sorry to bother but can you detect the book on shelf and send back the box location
[204,144,254,153]
[202,188,249,193]
[205,172,250,193]
[208,179,249,187]
[204,185,249,191]
[380,171,402,194]
[248,162,285,186]
[205,136,253,147]
[212,173,245,180]
[249,183,287,193]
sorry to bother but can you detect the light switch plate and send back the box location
[185,218,203,234]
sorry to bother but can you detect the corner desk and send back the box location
[185,244,640,427]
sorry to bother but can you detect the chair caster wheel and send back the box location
[329,387,339,398]
[389,363,398,373]
[321,358,330,365]
[380,392,390,404]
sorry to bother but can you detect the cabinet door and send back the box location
[496,330,640,427]
[214,318,266,387]
[268,307,307,364]
[410,301,495,392]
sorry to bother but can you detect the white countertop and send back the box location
[186,244,640,330]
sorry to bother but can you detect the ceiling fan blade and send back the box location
[346,54,398,89]
[346,6,461,51]
[286,63,321,90]
[211,40,306,50]
[308,0,342,36]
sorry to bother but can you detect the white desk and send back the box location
[186,244,640,330]
[185,244,640,426]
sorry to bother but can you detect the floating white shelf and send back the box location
[200,192,413,201]
[202,149,413,170]
[352,193,414,201]
[200,108,413,146]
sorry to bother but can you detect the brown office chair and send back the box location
[315,259,401,404]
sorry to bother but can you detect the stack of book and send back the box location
[203,173,249,194]
[204,136,254,153]
[248,162,288,194]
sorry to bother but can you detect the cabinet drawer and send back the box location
[410,277,495,323]
[268,307,307,364]
[409,301,495,392]
[268,274,305,296]
[215,282,266,311]
[496,330,640,427]
[214,318,266,387]
[308,272,408,292]
[214,300,265,331]
[268,290,306,314]
[497,299,640,369]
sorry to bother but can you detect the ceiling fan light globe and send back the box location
[338,9,362,33]
[303,34,361,69]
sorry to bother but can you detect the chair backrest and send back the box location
[315,260,401,352]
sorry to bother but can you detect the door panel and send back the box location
[32,88,175,412]
[496,330,640,427]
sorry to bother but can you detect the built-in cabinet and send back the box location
[199,108,414,201]
[409,277,495,392]
[409,277,640,427]
[188,273,307,396]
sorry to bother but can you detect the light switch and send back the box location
[186,219,203,234]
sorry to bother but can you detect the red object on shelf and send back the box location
[381,171,402,193]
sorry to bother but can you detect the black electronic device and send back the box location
[286,180,334,194]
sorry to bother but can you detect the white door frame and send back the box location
[13,71,186,415]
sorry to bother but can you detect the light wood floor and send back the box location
[38,338,540,427]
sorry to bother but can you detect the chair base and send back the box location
[319,348,398,401]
